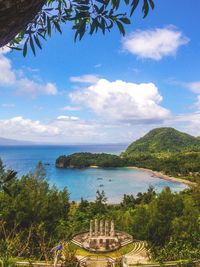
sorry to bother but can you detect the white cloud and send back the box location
[70,74,100,84]
[0,117,60,139]
[61,105,81,111]
[70,79,170,123]
[170,112,200,136]
[56,115,79,121]
[0,54,16,85]
[123,26,189,60]
[16,78,57,96]
[0,51,58,96]
[184,82,200,94]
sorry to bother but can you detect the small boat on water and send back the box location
[99,184,104,187]
[97,177,103,180]
[109,179,112,182]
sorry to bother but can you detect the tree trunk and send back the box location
[0,0,46,47]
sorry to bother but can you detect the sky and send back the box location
[0,0,200,144]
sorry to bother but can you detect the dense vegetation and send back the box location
[124,127,200,154]
[0,161,200,265]
[56,152,125,168]
[122,128,200,182]
[56,128,200,183]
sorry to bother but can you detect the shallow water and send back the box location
[0,145,187,203]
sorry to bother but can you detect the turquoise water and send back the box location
[0,145,187,203]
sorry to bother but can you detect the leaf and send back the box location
[130,0,140,16]
[53,20,62,33]
[4,171,17,182]
[142,0,149,18]
[2,186,11,196]
[90,21,97,35]
[29,36,36,56]
[34,35,42,49]
[8,46,22,51]
[119,17,131,24]
[23,40,28,57]
[47,16,52,37]
[148,0,154,9]
[116,21,125,36]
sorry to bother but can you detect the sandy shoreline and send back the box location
[127,166,196,186]
[89,165,196,186]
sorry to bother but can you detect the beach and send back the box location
[127,166,196,187]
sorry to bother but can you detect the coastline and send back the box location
[127,166,196,187]
[89,165,196,186]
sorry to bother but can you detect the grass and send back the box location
[70,242,135,258]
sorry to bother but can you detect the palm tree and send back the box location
[0,0,46,47]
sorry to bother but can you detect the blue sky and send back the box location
[0,0,200,143]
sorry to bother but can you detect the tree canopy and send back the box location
[7,0,155,56]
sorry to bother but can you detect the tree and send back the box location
[2,0,155,56]
[0,159,17,196]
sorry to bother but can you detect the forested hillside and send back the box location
[124,127,200,155]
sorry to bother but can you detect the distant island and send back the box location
[56,127,200,183]
[0,137,34,145]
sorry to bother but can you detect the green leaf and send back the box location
[116,21,125,36]
[8,46,22,51]
[2,186,11,196]
[4,171,17,182]
[119,17,131,24]
[148,0,154,9]
[29,36,36,56]
[47,16,52,37]
[23,40,28,57]
[130,0,140,16]
[142,0,149,18]
[53,20,62,33]
[34,35,42,50]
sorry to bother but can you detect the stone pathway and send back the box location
[122,241,150,266]
[79,256,115,267]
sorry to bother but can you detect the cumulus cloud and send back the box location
[122,26,189,60]
[16,79,57,96]
[70,74,100,84]
[0,116,103,143]
[0,117,60,139]
[0,50,58,96]
[70,79,170,123]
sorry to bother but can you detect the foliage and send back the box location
[8,0,155,56]
[0,159,17,196]
[56,152,125,168]
[124,127,200,155]
[0,162,70,260]
[55,128,200,183]
[0,160,199,262]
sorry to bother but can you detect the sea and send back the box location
[0,144,187,203]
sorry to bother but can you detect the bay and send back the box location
[0,144,187,203]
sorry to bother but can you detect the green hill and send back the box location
[124,127,200,155]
